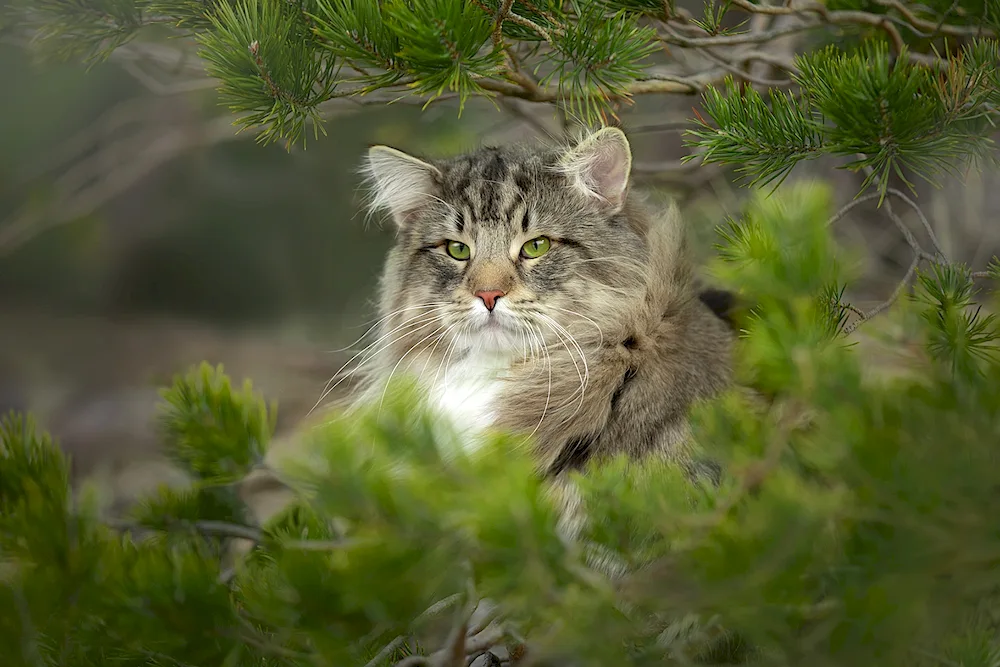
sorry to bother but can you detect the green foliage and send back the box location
[197,0,338,148]
[4,3,1000,664]
[11,0,147,65]
[9,0,999,202]
[689,0,744,35]
[800,41,999,194]
[914,262,999,376]
[988,256,1000,281]
[384,0,504,110]
[688,81,826,190]
[130,484,251,536]
[539,2,659,121]
[595,0,672,17]
[0,413,70,560]
[309,0,404,89]
[3,184,1000,666]
[688,39,1000,199]
[159,362,275,482]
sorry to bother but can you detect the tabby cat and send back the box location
[352,127,734,478]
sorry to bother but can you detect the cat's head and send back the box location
[362,128,652,357]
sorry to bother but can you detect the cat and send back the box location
[349,126,735,479]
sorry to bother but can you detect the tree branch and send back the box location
[884,187,947,261]
[828,162,961,334]
[843,254,921,334]
[725,0,994,39]
[870,0,993,37]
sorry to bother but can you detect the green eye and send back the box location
[445,240,471,260]
[520,236,551,259]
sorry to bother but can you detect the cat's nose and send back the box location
[475,289,505,312]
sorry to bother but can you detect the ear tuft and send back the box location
[556,127,632,212]
[361,146,441,228]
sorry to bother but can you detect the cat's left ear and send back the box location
[557,127,632,213]
[362,145,441,228]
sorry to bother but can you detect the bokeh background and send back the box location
[1,32,998,497]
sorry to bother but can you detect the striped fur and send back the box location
[355,128,734,477]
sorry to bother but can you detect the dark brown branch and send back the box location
[469,0,553,41]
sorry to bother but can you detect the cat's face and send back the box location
[364,128,648,358]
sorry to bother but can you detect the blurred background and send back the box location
[1,31,998,499]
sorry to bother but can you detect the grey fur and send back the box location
[358,129,734,477]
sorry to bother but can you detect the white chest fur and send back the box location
[423,352,511,453]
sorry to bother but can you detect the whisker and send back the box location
[327,302,452,353]
[522,322,553,447]
[538,316,584,396]
[377,322,449,415]
[518,322,531,369]
[543,305,606,347]
[436,321,468,391]
[348,311,451,376]
[417,320,471,434]
[310,309,449,414]
[317,310,446,397]
[416,317,462,380]
[538,314,589,418]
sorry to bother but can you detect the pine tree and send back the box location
[2,182,1000,666]
[3,1,1000,665]
[3,0,996,202]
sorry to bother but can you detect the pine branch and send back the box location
[827,164,954,334]
[4,222,1000,667]
[7,0,997,175]
[197,0,338,148]
[685,38,1000,201]
[684,77,827,189]
[843,253,921,333]
[13,0,150,64]
[538,2,660,122]
[721,0,995,38]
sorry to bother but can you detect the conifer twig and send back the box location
[476,75,707,103]
[884,187,946,261]
[843,254,921,334]
[833,163,954,334]
[107,517,357,551]
[723,0,994,39]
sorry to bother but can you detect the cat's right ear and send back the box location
[362,145,441,228]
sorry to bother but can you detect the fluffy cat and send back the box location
[352,127,734,478]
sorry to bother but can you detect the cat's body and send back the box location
[353,128,734,476]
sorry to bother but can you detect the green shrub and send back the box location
[3,182,999,666]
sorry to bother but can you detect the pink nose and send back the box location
[475,290,505,312]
